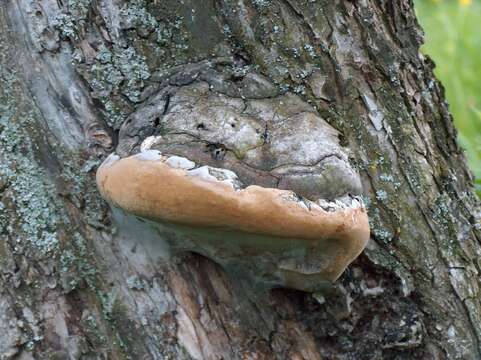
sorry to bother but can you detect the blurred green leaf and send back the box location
[415,0,481,196]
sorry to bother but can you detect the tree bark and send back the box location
[0,0,480,359]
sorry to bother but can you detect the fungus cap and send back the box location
[96,151,370,288]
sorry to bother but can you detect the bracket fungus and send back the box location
[98,71,370,292]
[97,150,369,292]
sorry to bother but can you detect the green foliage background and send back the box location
[415,0,481,195]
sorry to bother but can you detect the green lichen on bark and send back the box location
[0,18,127,357]
[0,70,65,256]
[58,232,98,292]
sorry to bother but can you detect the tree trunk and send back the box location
[0,0,480,359]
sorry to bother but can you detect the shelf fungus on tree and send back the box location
[97,150,370,292]
[98,76,370,291]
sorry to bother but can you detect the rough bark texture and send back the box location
[0,0,480,359]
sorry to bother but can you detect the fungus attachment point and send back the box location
[97,152,370,292]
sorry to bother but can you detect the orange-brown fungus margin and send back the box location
[96,154,370,282]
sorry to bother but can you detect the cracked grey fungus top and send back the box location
[117,79,362,201]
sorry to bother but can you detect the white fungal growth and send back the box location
[165,156,196,170]
[187,165,243,190]
[280,192,312,210]
[135,149,163,161]
[187,166,218,182]
[316,196,364,212]
[207,167,243,189]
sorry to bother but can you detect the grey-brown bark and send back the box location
[0,0,480,359]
